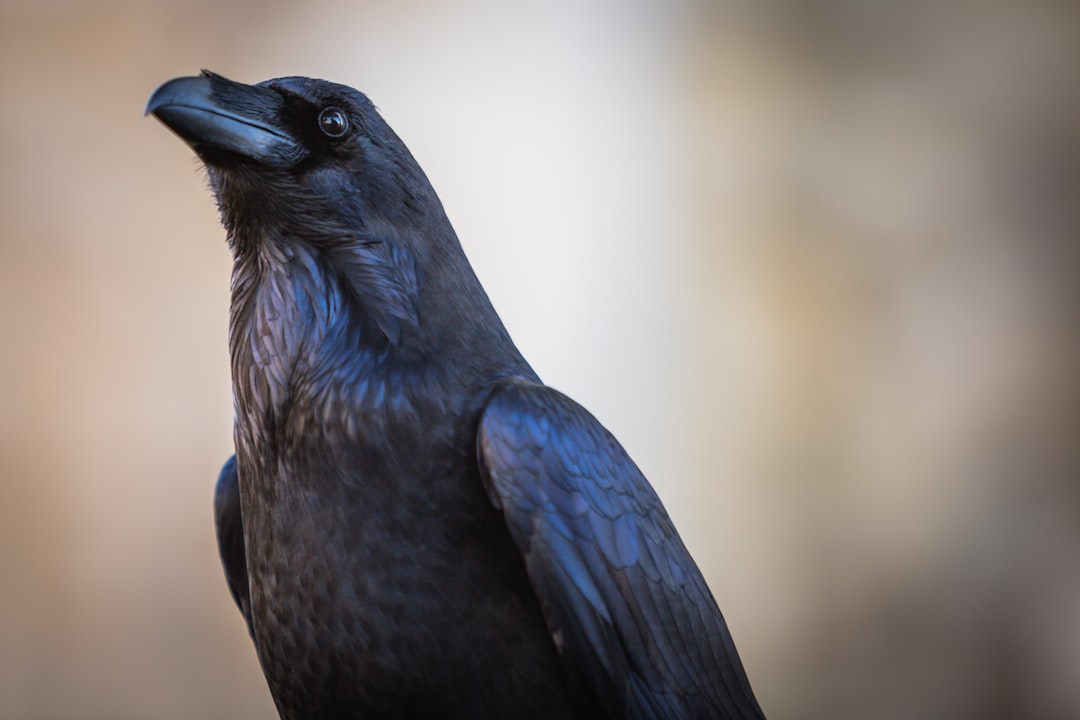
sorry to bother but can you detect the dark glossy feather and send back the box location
[213,455,253,636]
[478,378,765,720]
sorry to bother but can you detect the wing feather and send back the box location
[478,378,765,720]
[213,455,253,637]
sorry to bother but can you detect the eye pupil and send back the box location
[318,108,349,138]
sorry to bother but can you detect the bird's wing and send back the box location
[477,379,765,720]
[213,455,253,637]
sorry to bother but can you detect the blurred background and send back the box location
[2,0,1079,717]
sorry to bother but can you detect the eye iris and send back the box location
[318,108,349,137]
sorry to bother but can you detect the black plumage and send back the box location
[214,455,252,636]
[147,71,766,720]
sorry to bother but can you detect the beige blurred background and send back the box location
[2,0,1079,717]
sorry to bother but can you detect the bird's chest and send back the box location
[224,251,571,717]
[236,424,518,718]
[230,332,488,713]
[239,460,574,720]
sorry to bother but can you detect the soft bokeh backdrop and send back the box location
[2,1,1078,718]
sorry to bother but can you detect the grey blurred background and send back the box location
[2,0,1079,718]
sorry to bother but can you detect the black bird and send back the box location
[146,71,766,720]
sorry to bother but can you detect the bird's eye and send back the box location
[318,107,350,138]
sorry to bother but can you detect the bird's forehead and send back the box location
[259,76,371,110]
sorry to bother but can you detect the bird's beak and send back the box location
[145,71,304,167]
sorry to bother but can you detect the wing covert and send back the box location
[477,378,765,720]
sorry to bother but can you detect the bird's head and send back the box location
[146,71,442,249]
[146,72,515,362]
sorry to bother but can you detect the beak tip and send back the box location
[145,75,211,121]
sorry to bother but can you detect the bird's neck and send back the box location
[225,236,455,455]
[229,239,365,451]
[226,230,535,462]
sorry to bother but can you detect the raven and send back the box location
[146,71,766,720]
